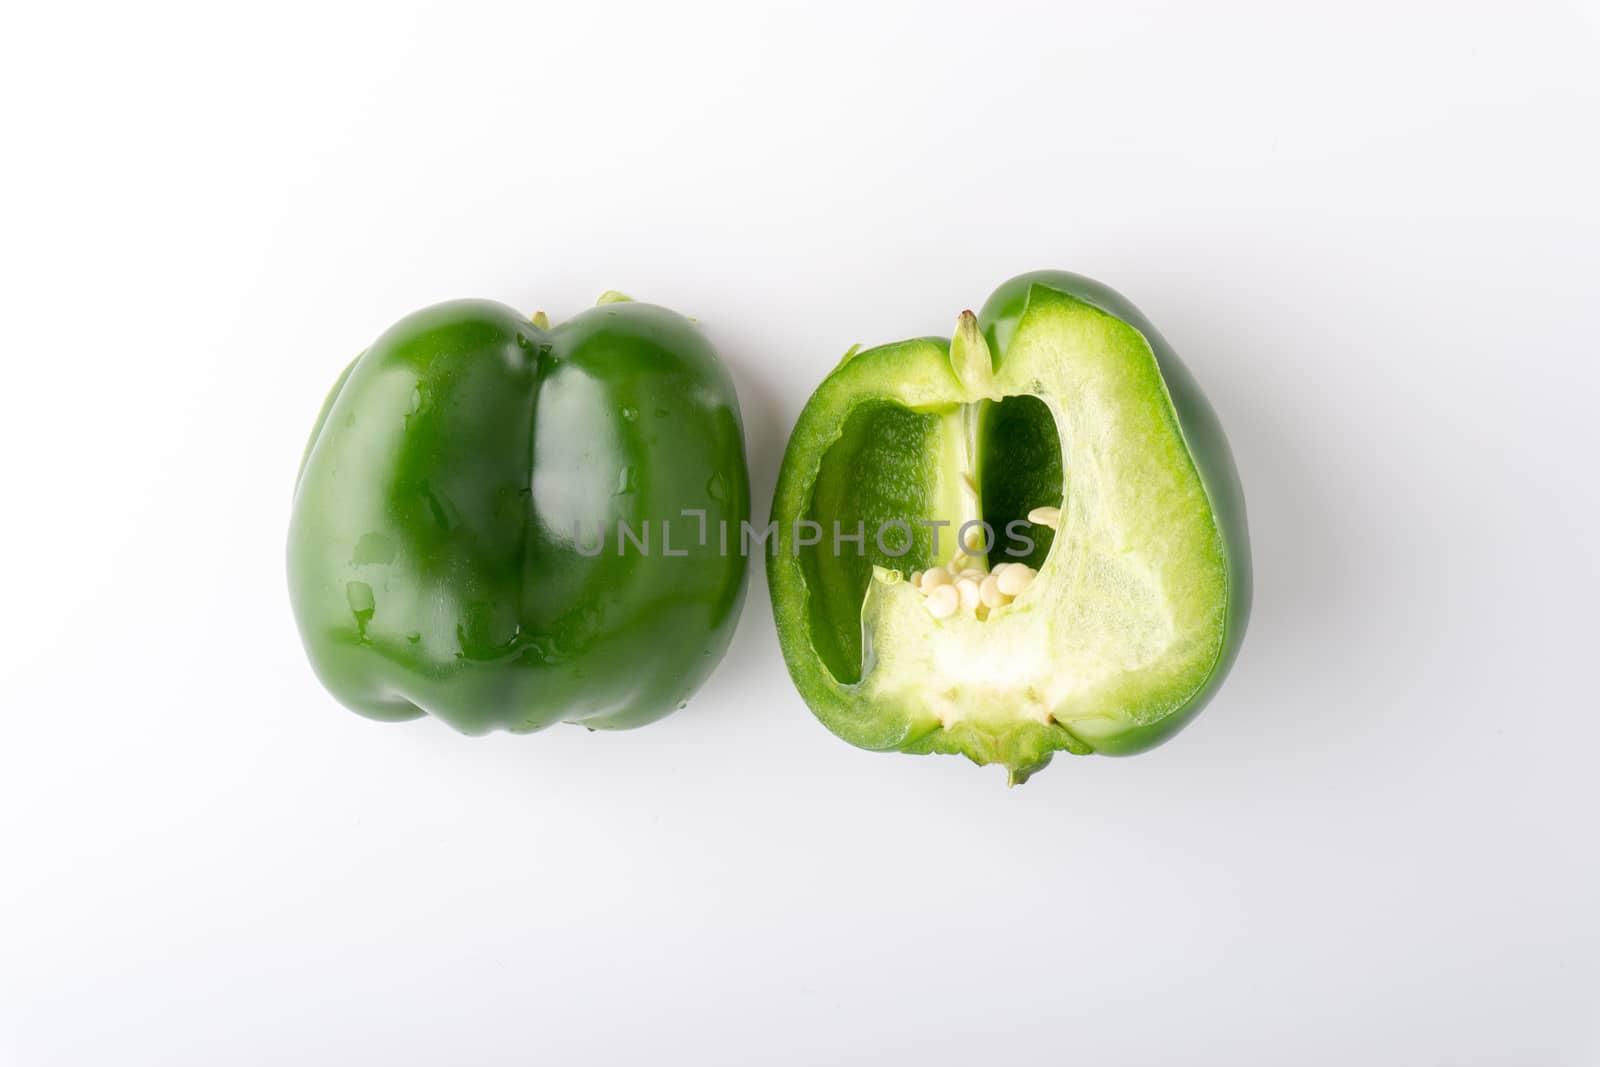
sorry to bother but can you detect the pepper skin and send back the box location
[769,272,1250,783]
[288,295,750,734]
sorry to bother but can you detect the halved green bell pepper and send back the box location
[769,272,1250,783]
[288,294,750,733]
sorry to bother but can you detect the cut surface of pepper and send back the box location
[768,271,1251,783]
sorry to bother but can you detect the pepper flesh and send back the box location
[288,296,750,734]
[769,272,1250,783]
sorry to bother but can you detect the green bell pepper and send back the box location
[769,271,1250,783]
[288,293,750,734]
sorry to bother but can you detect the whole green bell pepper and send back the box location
[769,272,1250,783]
[288,294,750,733]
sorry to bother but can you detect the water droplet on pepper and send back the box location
[346,581,376,641]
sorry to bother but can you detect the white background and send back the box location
[2,1,1597,1064]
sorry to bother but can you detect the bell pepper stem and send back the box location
[949,310,995,400]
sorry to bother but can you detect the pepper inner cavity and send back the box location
[902,391,1065,621]
[800,385,1066,681]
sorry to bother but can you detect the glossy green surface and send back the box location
[288,297,750,734]
[769,272,1251,782]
